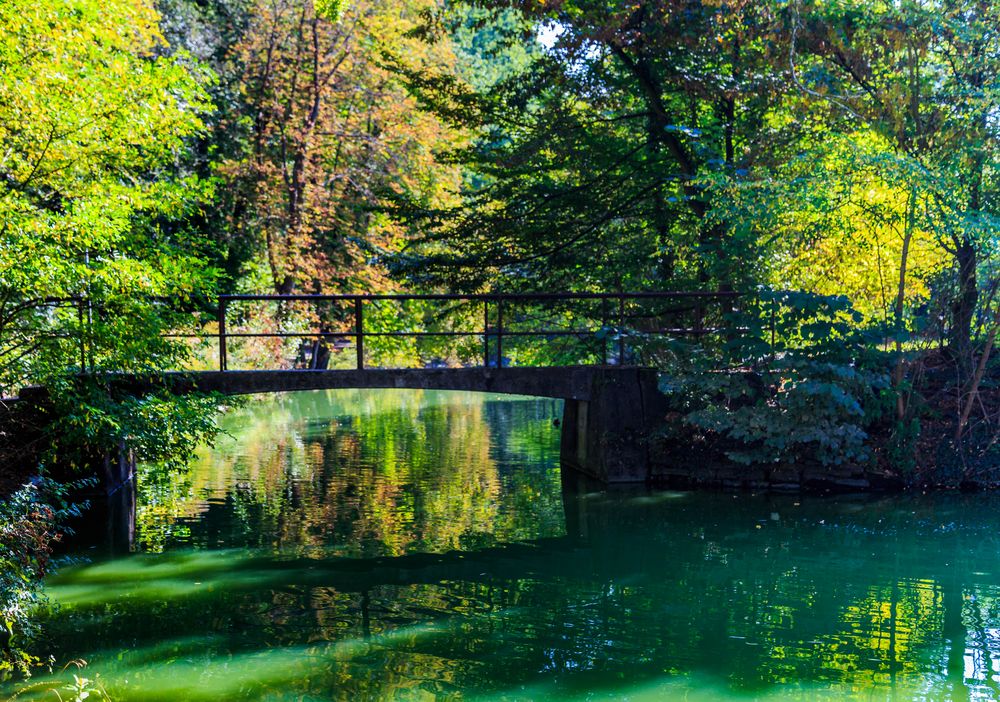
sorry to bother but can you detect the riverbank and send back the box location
[650,349,1000,493]
[649,457,904,493]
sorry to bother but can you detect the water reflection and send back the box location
[136,390,565,556]
[10,391,1000,700]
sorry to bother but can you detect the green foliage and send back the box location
[659,292,891,467]
[385,1,793,292]
[0,479,88,679]
[315,0,348,22]
[674,359,887,467]
[6,670,112,702]
[792,0,1000,353]
[447,6,541,91]
[60,674,112,702]
[45,384,230,473]
[0,0,219,396]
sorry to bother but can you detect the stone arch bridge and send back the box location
[111,365,666,484]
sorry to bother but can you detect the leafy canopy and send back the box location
[0,0,217,393]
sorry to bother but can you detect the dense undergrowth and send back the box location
[0,479,84,679]
[653,291,1000,487]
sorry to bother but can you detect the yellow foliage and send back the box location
[772,135,949,324]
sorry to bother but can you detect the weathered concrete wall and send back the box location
[559,368,667,483]
[649,458,902,493]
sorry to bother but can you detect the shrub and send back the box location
[0,480,84,679]
[657,291,891,468]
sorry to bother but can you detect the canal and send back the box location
[8,390,1000,700]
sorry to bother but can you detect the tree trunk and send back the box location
[955,301,1000,443]
[951,238,978,363]
[892,185,916,421]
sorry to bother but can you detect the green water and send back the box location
[11,390,1000,700]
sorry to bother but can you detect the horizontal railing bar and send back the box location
[218,291,743,303]
[168,328,725,340]
[210,332,357,339]
[15,291,764,304]
[194,331,495,339]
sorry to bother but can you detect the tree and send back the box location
[791,0,999,357]
[0,0,217,394]
[387,0,797,293]
[220,0,460,296]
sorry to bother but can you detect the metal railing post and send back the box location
[218,298,228,371]
[617,294,626,365]
[483,299,490,367]
[496,295,503,369]
[86,298,94,372]
[769,296,777,356]
[76,297,87,371]
[601,297,608,366]
[355,296,364,370]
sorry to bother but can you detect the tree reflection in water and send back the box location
[14,390,1000,701]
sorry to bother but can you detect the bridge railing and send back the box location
[199,292,746,371]
[0,297,92,396]
[2,290,864,393]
